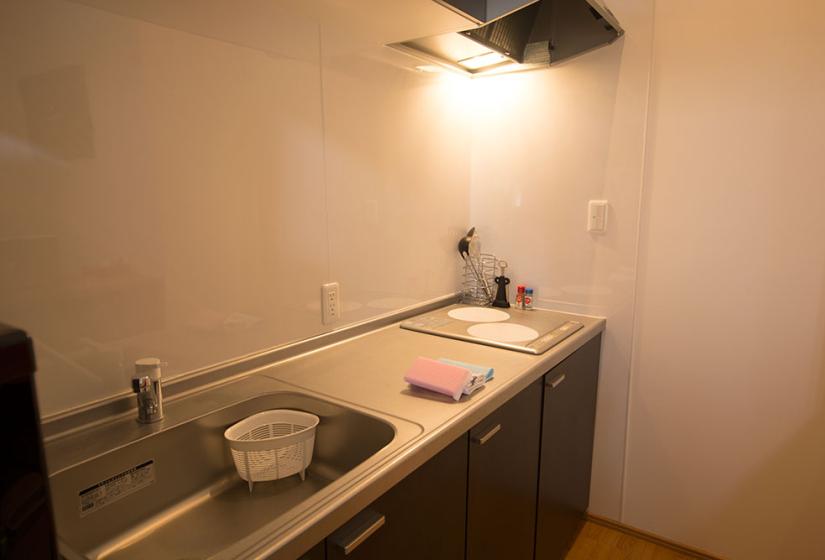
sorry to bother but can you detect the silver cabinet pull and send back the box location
[330,509,386,555]
[547,373,566,389]
[472,423,501,445]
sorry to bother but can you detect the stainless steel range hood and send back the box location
[390,0,623,76]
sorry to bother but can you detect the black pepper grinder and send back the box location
[492,260,510,308]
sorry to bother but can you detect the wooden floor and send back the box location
[566,522,699,560]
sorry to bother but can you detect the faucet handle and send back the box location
[133,358,164,423]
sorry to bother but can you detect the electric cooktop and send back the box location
[400,304,583,355]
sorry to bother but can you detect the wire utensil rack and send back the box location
[460,253,497,306]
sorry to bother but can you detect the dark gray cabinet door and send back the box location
[297,541,324,560]
[326,434,468,560]
[466,379,542,560]
[535,334,602,560]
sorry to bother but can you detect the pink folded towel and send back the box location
[404,357,472,401]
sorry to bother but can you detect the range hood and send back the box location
[390,0,623,76]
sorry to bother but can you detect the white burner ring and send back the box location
[448,307,510,323]
[467,322,540,343]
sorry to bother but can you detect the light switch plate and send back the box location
[587,200,608,233]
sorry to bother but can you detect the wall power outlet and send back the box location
[321,282,341,325]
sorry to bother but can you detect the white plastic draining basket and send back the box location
[224,409,320,492]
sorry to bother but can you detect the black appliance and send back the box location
[0,324,58,559]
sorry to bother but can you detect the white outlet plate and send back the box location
[321,282,341,325]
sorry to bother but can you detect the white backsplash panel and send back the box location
[0,0,472,416]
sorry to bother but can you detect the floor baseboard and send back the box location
[586,513,724,560]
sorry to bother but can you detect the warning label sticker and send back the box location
[79,460,155,517]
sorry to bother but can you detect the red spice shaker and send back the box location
[516,285,526,309]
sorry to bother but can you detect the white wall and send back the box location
[624,1,825,558]
[469,0,654,519]
[0,0,473,417]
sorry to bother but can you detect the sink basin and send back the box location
[47,377,422,559]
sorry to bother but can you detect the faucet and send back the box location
[131,358,164,423]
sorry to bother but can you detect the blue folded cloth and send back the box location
[438,358,494,395]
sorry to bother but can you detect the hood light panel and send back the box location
[457,51,509,70]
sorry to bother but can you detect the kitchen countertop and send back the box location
[265,307,600,434]
[46,305,604,559]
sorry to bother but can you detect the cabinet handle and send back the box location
[472,423,501,445]
[330,509,386,555]
[547,373,566,389]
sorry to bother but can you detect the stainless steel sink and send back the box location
[46,375,422,559]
